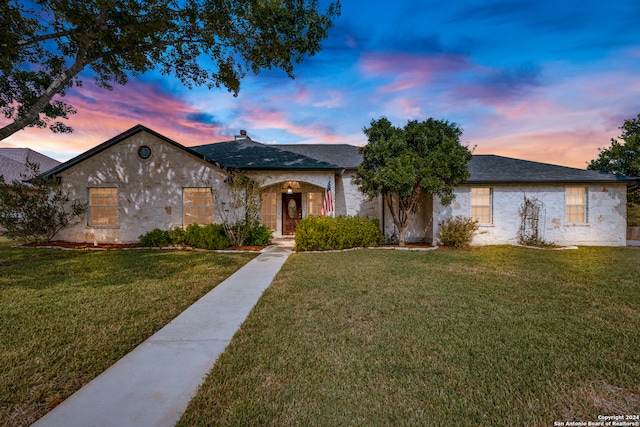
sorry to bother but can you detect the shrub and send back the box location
[438,216,479,248]
[184,223,230,250]
[140,224,230,250]
[0,163,86,242]
[245,222,273,246]
[295,215,382,251]
[169,226,186,245]
[139,228,172,247]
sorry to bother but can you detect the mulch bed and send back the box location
[20,241,264,251]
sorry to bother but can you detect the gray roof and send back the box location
[191,137,361,170]
[0,148,61,183]
[469,155,633,184]
[40,125,636,185]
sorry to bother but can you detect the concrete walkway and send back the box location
[33,245,292,427]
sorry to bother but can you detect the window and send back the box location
[307,192,323,217]
[89,188,118,226]
[471,187,492,224]
[261,192,277,230]
[183,187,213,225]
[566,187,587,223]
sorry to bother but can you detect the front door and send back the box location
[282,193,302,235]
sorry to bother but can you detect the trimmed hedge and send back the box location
[139,224,229,250]
[139,222,272,250]
[184,223,230,250]
[295,215,382,251]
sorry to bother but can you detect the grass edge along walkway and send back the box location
[31,245,291,427]
[0,242,259,427]
[178,246,640,426]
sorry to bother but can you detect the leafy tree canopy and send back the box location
[355,117,472,246]
[588,114,640,204]
[0,0,340,140]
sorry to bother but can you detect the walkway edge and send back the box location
[32,246,291,427]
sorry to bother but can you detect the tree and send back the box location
[588,114,640,204]
[215,171,263,246]
[0,163,86,242]
[354,117,473,247]
[0,0,340,140]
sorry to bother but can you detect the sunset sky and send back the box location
[2,0,640,168]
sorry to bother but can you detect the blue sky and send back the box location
[2,0,640,168]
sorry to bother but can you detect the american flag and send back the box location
[320,180,334,216]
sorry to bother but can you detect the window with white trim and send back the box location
[471,187,492,224]
[566,187,587,223]
[183,187,213,225]
[89,187,119,226]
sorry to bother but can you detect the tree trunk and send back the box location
[398,224,408,247]
[384,190,421,247]
[0,45,87,141]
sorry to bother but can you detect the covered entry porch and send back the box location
[259,180,331,237]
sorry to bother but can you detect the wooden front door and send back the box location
[282,193,302,235]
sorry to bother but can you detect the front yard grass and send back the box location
[179,246,640,426]
[0,239,256,427]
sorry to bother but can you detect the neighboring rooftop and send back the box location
[0,148,61,183]
[469,155,633,183]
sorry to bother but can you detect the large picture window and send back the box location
[183,187,213,225]
[566,187,587,223]
[261,192,277,230]
[471,187,492,224]
[89,187,118,226]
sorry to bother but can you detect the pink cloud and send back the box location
[240,106,343,144]
[470,128,614,169]
[359,52,470,93]
[0,81,231,160]
[312,90,345,108]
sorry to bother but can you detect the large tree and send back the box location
[355,117,472,247]
[588,114,640,204]
[0,0,340,140]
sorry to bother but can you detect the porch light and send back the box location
[287,185,293,194]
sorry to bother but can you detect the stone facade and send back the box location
[249,170,378,238]
[432,184,628,246]
[56,131,227,243]
[45,126,631,246]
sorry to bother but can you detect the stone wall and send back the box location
[56,131,228,243]
[380,194,432,243]
[248,170,379,237]
[432,183,628,246]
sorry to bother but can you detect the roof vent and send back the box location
[235,129,250,141]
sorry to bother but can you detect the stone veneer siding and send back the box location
[433,183,628,246]
[249,170,379,238]
[55,131,228,243]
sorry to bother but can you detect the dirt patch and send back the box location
[563,380,640,420]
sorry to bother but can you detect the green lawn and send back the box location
[0,239,256,427]
[178,246,640,426]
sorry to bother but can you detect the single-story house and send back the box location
[42,124,635,246]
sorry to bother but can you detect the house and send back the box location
[0,148,61,184]
[42,124,635,246]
